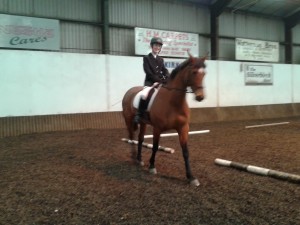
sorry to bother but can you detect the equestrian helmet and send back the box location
[150,37,163,46]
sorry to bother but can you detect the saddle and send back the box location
[133,85,160,122]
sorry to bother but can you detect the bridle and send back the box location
[161,65,205,93]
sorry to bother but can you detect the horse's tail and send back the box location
[122,86,144,138]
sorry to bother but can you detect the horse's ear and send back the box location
[187,50,196,63]
[187,50,193,58]
[201,52,209,61]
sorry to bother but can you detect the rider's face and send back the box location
[152,43,162,54]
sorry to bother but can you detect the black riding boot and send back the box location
[133,99,148,124]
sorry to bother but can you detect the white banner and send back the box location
[135,27,199,58]
[236,38,279,62]
[244,64,273,85]
[0,14,60,51]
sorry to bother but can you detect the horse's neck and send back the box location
[163,78,187,105]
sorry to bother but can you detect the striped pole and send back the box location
[245,122,290,129]
[121,138,175,154]
[215,158,300,184]
[143,130,210,139]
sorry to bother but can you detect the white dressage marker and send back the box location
[121,138,175,154]
[215,158,300,184]
[143,130,210,139]
[245,122,290,129]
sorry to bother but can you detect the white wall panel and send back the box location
[292,65,300,102]
[1,51,300,117]
[218,62,292,107]
[0,51,107,116]
[108,55,144,111]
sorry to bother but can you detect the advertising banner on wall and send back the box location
[0,14,60,51]
[236,38,279,62]
[244,64,273,85]
[135,27,199,58]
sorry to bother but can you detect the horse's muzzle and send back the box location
[195,95,204,102]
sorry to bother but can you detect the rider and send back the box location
[133,37,170,124]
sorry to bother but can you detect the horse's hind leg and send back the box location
[136,123,146,166]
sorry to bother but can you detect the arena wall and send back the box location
[1,103,300,138]
[1,50,300,137]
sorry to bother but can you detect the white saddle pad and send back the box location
[133,86,159,111]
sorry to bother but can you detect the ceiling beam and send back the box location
[210,0,232,17]
[101,0,110,54]
[210,0,231,60]
[284,10,300,64]
[284,10,300,29]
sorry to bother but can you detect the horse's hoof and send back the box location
[149,168,157,174]
[137,160,144,166]
[190,178,200,186]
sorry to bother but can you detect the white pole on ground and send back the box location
[143,130,210,139]
[121,138,175,154]
[245,122,290,129]
[215,158,300,183]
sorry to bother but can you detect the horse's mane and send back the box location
[169,57,206,79]
[169,59,190,79]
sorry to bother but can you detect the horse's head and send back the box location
[186,53,207,102]
[168,53,207,101]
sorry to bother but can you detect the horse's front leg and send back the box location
[178,126,200,186]
[149,129,161,174]
[136,123,146,166]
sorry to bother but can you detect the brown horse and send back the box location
[122,54,206,186]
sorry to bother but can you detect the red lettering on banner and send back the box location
[0,25,54,38]
[146,31,152,37]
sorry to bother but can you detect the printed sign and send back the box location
[244,64,273,85]
[135,27,199,58]
[236,38,279,62]
[164,59,183,71]
[0,14,60,50]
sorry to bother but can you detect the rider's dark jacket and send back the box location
[143,53,169,86]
